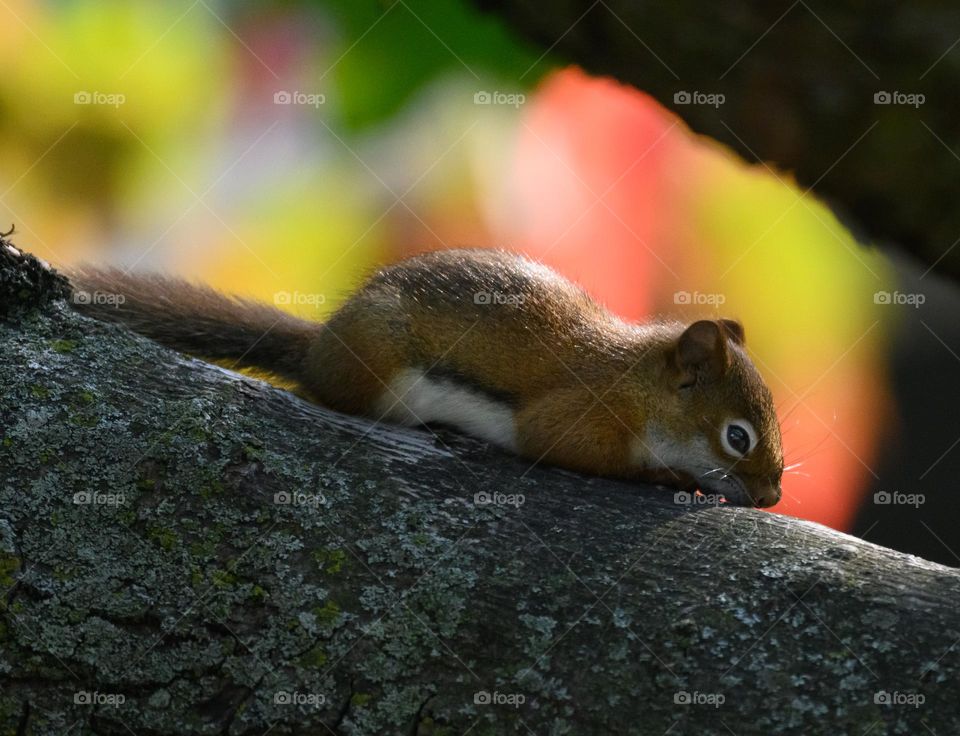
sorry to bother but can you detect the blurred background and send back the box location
[2,0,958,564]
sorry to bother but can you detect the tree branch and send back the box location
[1,243,958,733]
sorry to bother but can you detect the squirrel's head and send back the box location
[649,319,783,508]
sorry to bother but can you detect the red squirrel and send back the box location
[69,248,783,507]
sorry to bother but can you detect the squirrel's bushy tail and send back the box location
[68,267,318,383]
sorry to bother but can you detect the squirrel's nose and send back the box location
[752,483,782,508]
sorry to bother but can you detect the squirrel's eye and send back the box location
[721,419,757,458]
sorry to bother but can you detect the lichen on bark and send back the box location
[1,246,958,734]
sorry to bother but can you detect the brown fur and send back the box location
[68,249,783,506]
[69,267,318,383]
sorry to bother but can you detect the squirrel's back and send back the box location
[306,249,669,409]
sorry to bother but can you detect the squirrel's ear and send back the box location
[675,320,730,385]
[719,319,745,345]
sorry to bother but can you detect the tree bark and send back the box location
[475,0,960,280]
[1,241,958,735]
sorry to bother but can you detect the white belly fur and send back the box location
[376,368,519,452]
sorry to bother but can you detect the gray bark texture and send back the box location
[1,241,959,735]
[475,0,960,279]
